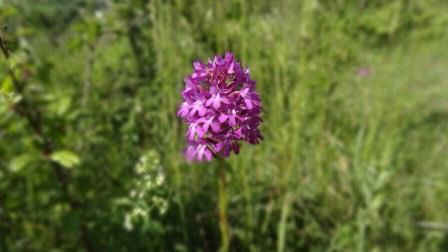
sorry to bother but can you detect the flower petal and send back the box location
[211,121,220,132]
[218,114,228,123]
[244,99,253,109]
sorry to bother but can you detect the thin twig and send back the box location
[417,221,448,231]
[82,42,95,108]
[0,34,9,59]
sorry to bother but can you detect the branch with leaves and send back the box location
[0,33,94,252]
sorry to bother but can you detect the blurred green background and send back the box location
[1,0,448,251]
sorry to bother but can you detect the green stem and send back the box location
[218,160,230,252]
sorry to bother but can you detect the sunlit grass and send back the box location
[1,1,448,251]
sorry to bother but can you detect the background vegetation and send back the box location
[1,0,448,251]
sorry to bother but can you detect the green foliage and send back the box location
[50,150,80,169]
[1,0,448,251]
[1,75,12,94]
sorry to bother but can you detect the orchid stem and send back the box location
[218,159,230,252]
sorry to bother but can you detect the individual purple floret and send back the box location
[357,67,371,78]
[177,52,263,162]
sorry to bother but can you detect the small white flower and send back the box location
[155,173,165,186]
[123,214,133,231]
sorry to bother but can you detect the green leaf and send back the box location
[1,76,13,95]
[50,150,80,168]
[112,198,133,206]
[10,153,36,172]
[0,5,18,18]
[57,96,71,116]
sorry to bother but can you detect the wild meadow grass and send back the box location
[1,0,448,251]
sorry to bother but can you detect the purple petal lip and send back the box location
[177,52,263,162]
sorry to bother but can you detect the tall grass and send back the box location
[1,0,448,251]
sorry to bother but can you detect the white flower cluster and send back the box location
[123,150,168,231]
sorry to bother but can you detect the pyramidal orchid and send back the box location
[177,52,263,162]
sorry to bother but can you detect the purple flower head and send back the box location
[177,52,263,162]
[357,67,371,78]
